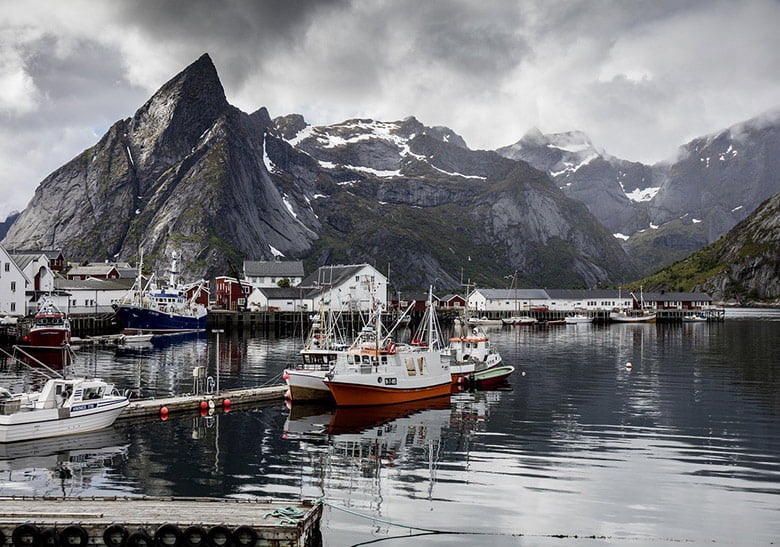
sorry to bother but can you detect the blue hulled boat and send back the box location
[114,253,208,334]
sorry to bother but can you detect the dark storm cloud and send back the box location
[113,0,349,90]
[1,0,778,218]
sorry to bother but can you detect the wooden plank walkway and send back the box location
[117,385,288,421]
[0,497,322,547]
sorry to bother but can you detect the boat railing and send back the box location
[289,362,332,372]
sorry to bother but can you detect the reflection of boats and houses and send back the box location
[283,391,502,513]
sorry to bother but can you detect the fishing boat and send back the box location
[25,300,71,348]
[565,314,593,324]
[324,287,451,406]
[0,378,128,443]
[610,310,656,323]
[114,252,208,334]
[468,316,503,326]
[682,313,707,323]
[447,320,507,385]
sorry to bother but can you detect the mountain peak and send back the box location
[128,54,229,175]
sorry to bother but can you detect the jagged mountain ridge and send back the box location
[3,54,316,275]
[639,190,780,302]
[3,54,636,288]
[498,114,780,276]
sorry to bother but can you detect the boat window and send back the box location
[381,356,387,365]
[362,355,370,364]
[347,355,355,365]
[417,357,426,374]
[83,387,102,400]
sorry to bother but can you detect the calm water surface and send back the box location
[1,309,779,545]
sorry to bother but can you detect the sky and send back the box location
[1,0,779,218]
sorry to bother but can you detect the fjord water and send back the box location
[1,311,778,545]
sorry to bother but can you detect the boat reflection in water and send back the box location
[0,427,129,496]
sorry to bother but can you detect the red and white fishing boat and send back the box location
[324,287,451,406]
[25,300,71,348]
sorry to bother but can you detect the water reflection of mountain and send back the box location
[0,427,129,497]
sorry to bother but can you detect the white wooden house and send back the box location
[301,264,387,313]
[0,245,29,316]
[467,288,549,313]
[243,260,305,288]
[247,287,310,312]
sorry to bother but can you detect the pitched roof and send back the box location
[9,253,39,271]
[6,249,62,260]
[254,287,310,299]
[641,292,712,302]
[243,260,305,277]
[545,289,630,300]
[54,277,135,291]
[67,265,118,276]
[475,288,550,300]
[440,294,465,302]
[300,264,386,297]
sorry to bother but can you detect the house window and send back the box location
[3,263,8,272]
[10,281,15,292]
[10,303,15,312]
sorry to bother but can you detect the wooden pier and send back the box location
[117,385,288,421]
[0,497,322,547]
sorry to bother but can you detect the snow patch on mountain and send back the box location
[625,186,660,203]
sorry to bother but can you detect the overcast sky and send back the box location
[1,0,779,218]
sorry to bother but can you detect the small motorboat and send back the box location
[462,365,515,388]
[0,378,128,443]
[565,314,593,324]
[682,314,707,323]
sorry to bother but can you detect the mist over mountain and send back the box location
[498,112,780,276]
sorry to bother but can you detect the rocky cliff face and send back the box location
[497,129,657,236]
[4,54,635,288]
[3,54,316,277]
[640,191,780,302]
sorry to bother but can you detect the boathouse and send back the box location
[468,288,549,313]
[545,289,634,311]
[52,277,135,314]
[439,294,466,310]
[247,286,310,312]
[214,277,253,311]
[66,264,121,280]
[639,292,714,310]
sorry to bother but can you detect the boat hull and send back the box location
[26,328,70,347]
[285,370,333,401]
[0,399,128,443]
[610,314,656,323]
[325,380,451,407]
[115,305,207,333]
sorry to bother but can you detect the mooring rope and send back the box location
[263,506,306,524]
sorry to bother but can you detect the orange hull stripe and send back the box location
[326,381,451,406]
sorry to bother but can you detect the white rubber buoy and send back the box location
[625,362,633,369]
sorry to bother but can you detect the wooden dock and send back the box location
[0,497,322,547]
[117,385,288,421]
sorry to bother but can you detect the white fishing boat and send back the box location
[324,287,451,406]
[565,314,593,324]
[0,378,128,443]
[283,293,351,402]
[610,310,656,323]
[468,316,503,326]
[448,320,506,383]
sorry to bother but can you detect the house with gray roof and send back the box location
[243,260,305,288]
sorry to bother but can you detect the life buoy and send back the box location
[387,342,397,353]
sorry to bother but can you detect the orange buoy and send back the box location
[199,401,208,410]
[284,389,292,400]
[283,372,290,380]
[160,406,169,415]
[223,398,231,407]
